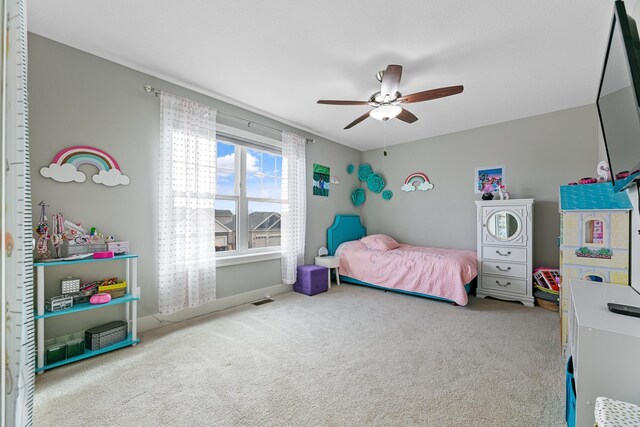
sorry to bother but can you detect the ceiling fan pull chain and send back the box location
[383,121,388,157]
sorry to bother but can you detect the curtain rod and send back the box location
[143,84,316,144]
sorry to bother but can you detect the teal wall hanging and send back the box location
[351,188,366,207]
[347,164,354,174]
[357,164,373,181]
[367,173,385,193]
[382,190,393,200]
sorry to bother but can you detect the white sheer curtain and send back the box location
[158,93,217,314]
[281,131,307,284]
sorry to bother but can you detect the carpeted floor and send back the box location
[34,284,564,426]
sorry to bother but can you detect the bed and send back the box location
[327,215,477,305]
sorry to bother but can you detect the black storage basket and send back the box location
[85,321,127,351]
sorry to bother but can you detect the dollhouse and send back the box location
[559,183,632,354]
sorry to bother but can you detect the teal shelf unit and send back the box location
[34,254,140,373]
[36,334,141,373]
[34,293,139,319]
[33,253,138,267]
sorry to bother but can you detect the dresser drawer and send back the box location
[482,246,526,263]
[481,275,527,295]
[481,260,527,278]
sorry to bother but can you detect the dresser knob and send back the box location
[495,280,511,287]
[496,265,512,272]
[496,250,511,256]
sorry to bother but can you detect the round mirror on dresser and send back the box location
[485,211,521,241]
[475,199,534,307]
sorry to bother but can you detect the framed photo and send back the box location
[475,165,505,194]
[312,163,330,197]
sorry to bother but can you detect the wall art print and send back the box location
[40,146,130,187]
[475,165,505,194]
[401,172,434,192]
[313,163,330,196]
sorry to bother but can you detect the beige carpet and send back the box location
[34,284,564,426]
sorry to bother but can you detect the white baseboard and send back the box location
[138,283,292,333]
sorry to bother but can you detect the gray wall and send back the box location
[28,34,361,330]
[361,105,599,268]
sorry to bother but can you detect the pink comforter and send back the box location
[337,241,478,306]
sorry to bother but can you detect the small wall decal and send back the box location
[330,176,340,185]
[40,146,130,186]
[401,172,434,192]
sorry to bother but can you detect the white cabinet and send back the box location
[567,279,640,427]
[475,199,534,307]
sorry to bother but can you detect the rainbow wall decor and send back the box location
[401,172,434,192]
[40,146,130,186]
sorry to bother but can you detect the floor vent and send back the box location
[253,298,274,306]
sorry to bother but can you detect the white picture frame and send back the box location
[475,165,506,194]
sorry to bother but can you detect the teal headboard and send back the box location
[327,215,367,256]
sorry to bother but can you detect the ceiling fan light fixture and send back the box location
[369,104,402,121]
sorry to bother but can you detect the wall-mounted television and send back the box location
[597,0,640,193]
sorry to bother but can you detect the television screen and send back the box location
[597,1,640,193]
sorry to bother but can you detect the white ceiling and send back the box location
[28,0,637,151]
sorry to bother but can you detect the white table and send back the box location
[567,280,640,426]
[315,256,340,288]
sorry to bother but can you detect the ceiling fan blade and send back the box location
[380,64,403,98]
[317,100,369,105]
[398,85,464,104]
[344,111,372,129]
[396,108,418,124]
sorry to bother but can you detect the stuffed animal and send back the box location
[498,185,510,200]
[597,161,612,183]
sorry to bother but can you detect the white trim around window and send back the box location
[216,250,281,267]
[215,124,283,267]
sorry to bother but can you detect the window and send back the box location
[215,132,282,256]
[215,141,238,252]
[584,219,604,245]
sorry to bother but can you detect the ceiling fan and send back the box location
[317,64,464,129]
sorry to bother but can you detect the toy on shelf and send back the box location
[497,184,511,200]
[597,160,612,183]
[61,277,80,294]
[107,241,129,255]
[567,176,599,186]
[533,267,560,291]
[97,278,127,298]
[45,295,73,312]
[35,201,51,260]
[89,293,112,305]
[50,212,65,258]
[33,206,125,261]
[579,177,597,184]
[93,251,114,259]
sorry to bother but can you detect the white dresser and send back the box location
[475,199,534,307]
